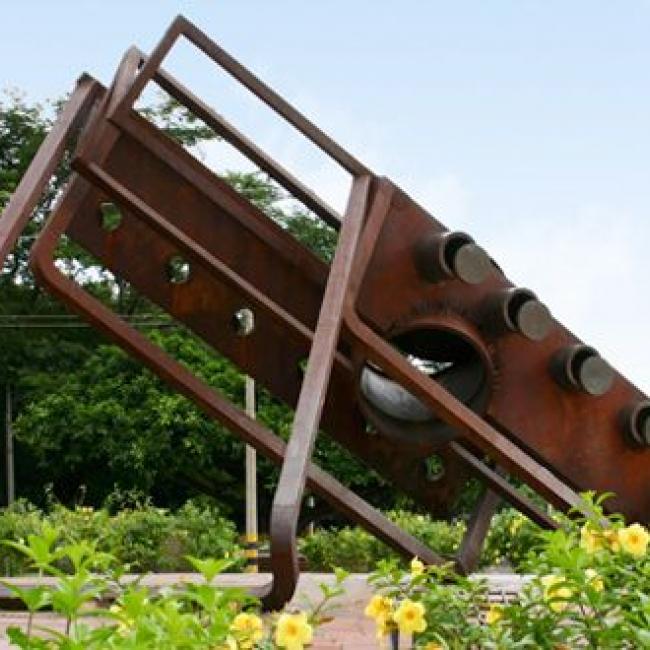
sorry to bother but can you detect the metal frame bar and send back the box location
[6,17,601,610]
[341,179,587,517]
[27,176,443,577]
[266,175,373,606]
[2,48,446,605]
[73,159,318,348]
[109,17,370,228]
[0,75,104,265]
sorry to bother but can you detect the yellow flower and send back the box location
[230,612,264,648]
[375,616,395,640]
[365,595,395,640]
[603,529,621,553]
[509,516,524,535]
[541,575,573,613]
[275,612,313,650]
[393,599,427,634]
[485,604,503,625]
[364,595,393,623]
[580,525,603,554]
[423,643,443,650]
[585,568,604,592]
[109,604,134,636]
[410,557,425,577]
[618,523,650,557]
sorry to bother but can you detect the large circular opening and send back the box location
[359,326,491,444]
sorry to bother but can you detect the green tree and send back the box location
[2,90,393,524]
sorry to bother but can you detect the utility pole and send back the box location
[5,384,14,506]
[244,376,258,572]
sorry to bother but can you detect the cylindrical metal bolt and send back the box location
[501,288,553,341]
[552,344,614,396]
[414,230,492,285]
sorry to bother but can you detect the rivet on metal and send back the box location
[232,307,255,337]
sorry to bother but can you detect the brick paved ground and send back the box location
[0,573,527,649]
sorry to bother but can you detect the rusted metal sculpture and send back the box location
[2,16,649,608]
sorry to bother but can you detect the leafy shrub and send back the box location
[1,528,347,649]
[0,499,241,576]
[482,508,541,570]
[0,500,45,575]
[365,493,650,648]
[170,500,240,564]
[301,506,545,572]
[299,510,466,572]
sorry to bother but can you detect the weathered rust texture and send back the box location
[2,15,648,607]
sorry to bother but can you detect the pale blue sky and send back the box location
[2,1,650,390]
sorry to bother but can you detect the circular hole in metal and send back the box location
[424,454,445,481]
[99,202,122,232]
[232,308,255,337]
[569,346,594,382]
[360,327,490,443]
[166,255,191,284]
[393,328,489,412]
[637,408,650,446]
[626,401,650,447]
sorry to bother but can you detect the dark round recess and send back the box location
[99,202,123,232]
[624,401,650,448]
[359,327,491,444]
[166,255,191,284]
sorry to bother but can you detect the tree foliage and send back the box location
[0,90,394,525]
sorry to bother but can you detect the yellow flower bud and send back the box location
[486,604,503,625]
[585,568,604,592]
[410,556,425,577]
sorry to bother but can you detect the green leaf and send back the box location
[184,556,232,584]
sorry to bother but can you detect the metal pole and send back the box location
[6,384,14,505]
[245,376,258,572]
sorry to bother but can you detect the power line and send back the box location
[0,314,178,329]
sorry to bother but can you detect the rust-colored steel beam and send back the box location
[0,75,104,264]
[5,15,648,608]
[7,50,454,596]
[267,175,373,607]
